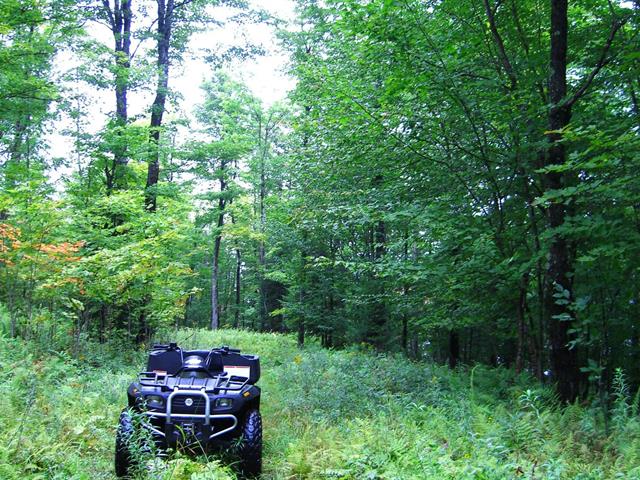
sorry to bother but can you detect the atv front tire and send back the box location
[115,409,137,478]
[238,409,262,478]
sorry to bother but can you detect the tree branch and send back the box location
[101,0,116,31]
[173,0,197,12]
[130,17,159,60]
[565,16,629,108]
[483,0,517,90]
[344,92,490,216]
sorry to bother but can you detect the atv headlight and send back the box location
[215,398,233,408]
[145,395,164,409]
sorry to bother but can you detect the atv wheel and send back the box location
[238,409,262,478]
[115,409,138,478]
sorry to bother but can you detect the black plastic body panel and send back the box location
[216,351,260,384]
[145,344,260,384]
[147,347,183,374]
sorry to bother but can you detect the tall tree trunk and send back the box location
[401,315,408,353]
[211,176,226,330]
[297,278,305,348]
[366,172,387,347]
[145,0,174,212]
[257,115,268,329]
[297,317,305,347]
[101,0,132,192]
[211,234,222,330]
[8,277,16,338]
[545,0,580,402]
[220,264,231,318]
[234,247,241,328]
[401,229,409,353]
[516,272,530,374]
[5,118,28,189]
[298,239,307,347]
[296,101,313,345]
[370,219,387,346]
[525,172,546,381]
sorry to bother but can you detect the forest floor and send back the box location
[0,328,639,479]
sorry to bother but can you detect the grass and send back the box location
[0,328,639,479]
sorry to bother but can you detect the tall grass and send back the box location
[0,328,639,479]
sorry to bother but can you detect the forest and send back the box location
[1,0,640,478]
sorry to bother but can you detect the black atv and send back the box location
[116,343,262,478]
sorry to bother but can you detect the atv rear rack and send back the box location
[138,371,249,393]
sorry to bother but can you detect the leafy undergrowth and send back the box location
[0,329,639,479]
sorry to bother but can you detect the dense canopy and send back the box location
[1,0,639,405]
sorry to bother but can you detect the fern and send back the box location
[611,368,630,433]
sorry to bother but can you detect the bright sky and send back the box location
[49,0,296,165]
[171,0,297,113]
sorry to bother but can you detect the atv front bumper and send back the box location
[128,369,260,449]
[144,390,239,445]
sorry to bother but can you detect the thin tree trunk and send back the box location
[526,176,546,381]
[211,235,222,330]
[99,304,106,344]
[234,247,241,328]
[8,278,16,338]
[221,265,232,318]
[367,171,387,347]
[211,175,226,330]
[257,115,268,329]
[298,243,306,347]
[516,272,530,374]
[402,229,409,353]
[401,315,408,353]
[296,100,312,346]
[297,317,305,347]
[297,286,305,345]
[183,293,193,327]
[370,218,387,346]
[449,329,460,369]
[297,282,305,348]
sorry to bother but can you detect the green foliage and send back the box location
[6,0,637,394]
[1,328,639,479]
[272,0,640,387]
[2,5,640,477]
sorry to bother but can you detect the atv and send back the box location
[115,343,262,478]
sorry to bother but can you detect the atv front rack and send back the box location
[138,371,249,393]
[142,389,239,442]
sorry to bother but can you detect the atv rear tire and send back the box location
[238,409,262,478]
[115,409,137,478]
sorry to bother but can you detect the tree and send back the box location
[543,0,630,401]
[251,104,289,331]
[188,72,256,329]
[144,0,257,211]
[285,0,639,397]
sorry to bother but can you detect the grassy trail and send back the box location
[0,329,638,479]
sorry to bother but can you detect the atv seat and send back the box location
[182,349,225,374]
